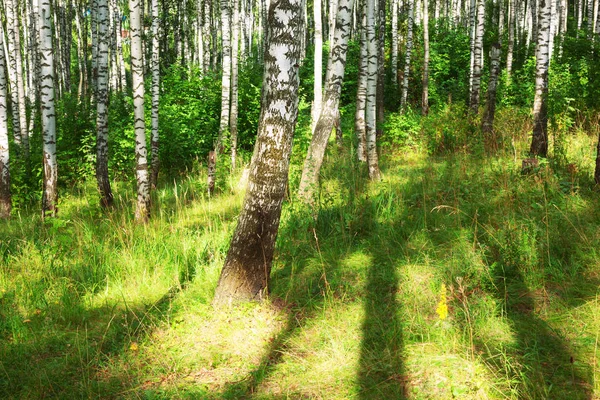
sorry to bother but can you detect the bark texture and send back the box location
[355,1,368,162]
[0,25,10,218]
[470,0,485,113]
[151,0,160,188]
[297,0,355,205]
[40,0,58,218]
[529,0,550,157]
[213,0,305,304]
[400,0,414,109]
[482,43,501,149]
[366,0,381,180]
[422,0,430,115]
[130,0,151,222]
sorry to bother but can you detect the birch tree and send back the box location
[40,0,58,218]
[422,0,430,115]
[0,26,10,218]
[213,0,305,304]
[356,0,368,162]
[150,0,160,188]
[230,0,240,168]
[298,0,356,205]
[506,0,515,81]
[312,0,323,130]
[96,0,114,207]
[130,0,151,222]
[529,0,551,156]
[469,0,485,113]
[391,0,398,85]
[400,0,414,109]
[366,0,381,180]
[482,43,501,147]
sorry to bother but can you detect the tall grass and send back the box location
[1,106,599,399]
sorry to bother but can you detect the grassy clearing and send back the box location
[1,106,600,399]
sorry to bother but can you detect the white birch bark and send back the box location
[587,0,594,36]
[366,0,380,180]
[150,0,160,188]
[298,0,356,204]
[469,0,476,95]
[96,0,114,207]
[470,0,484,112]
[530,0,550,156]
[391,0,399,85]
[217,0,232,149]
[91,0,99,101]
[0,24,10,218]
[312,0,323,130]
[40,0,58,218]
[5,0,28,157]
[130,0,150,222]
[356,1,368,163]
[230,0,240,168]
[506,0,515,81]
[400,0,414,109]
[422,0,430,115]
[577,0,583,34]
[213,0,306,304]
[482,43,501,145]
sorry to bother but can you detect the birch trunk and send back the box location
[376,0,385,137]
[230,0,240,168]
[356,1,368,162]
[422,0,430,115]
[298,0,356,205]
[130,0,151,222]
[218,0,233,135]
[40,0,59,218]
[529,0,550,156]
[312,0,323,130]
[482,43,501,149]
[366,0,381,180]
[391,0,399,85]
[400,0,414,109]
[96,0,114,207]
[469,0,484,113]
[506,0,515,80]
[213,0,305,304]
[150,0,160,188]
[5,0,28,157]
[0,25,10,218]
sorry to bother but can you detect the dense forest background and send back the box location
[1,0,600,397]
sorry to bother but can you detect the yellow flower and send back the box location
[129,342,139,351]
[436,283,448,320]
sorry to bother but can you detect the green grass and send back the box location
[1,106,600,399]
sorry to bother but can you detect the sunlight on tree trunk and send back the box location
[0,25,10,219]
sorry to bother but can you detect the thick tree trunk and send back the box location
[298,0,356,205]
[40,0,59,218]
[96,0,114,207]
[529,0,550,156]
[469,0,484,113]
[150,0,160,188]
[356,1,368,162]
[482,43,501,149]
[400,0,414,109]
[130,0,151,222]
[366,0,381,180]
[0,26,10,218]
[213,0,305,304]
[422,0,430,115]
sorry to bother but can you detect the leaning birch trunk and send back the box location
[482,43,501,150]
[230,0,240,169]
[391,0,398,85]
[529,0,550,156]
[400,0,414,109]
[312,0,323,130]
[422,0,430,115]
[213,0,305,304]
[130,0,151,222]
[366,0,381,180]
[40,0,59,218]
[469,0,485,113]
[96,0,114,207]
[150,0,160,188]
[356,1,368,163]
[0,26,10,218]
[506,0,515,81]
[298,0,356,205]
[209,0,232,194]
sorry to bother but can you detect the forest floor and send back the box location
[1,107,600,399]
